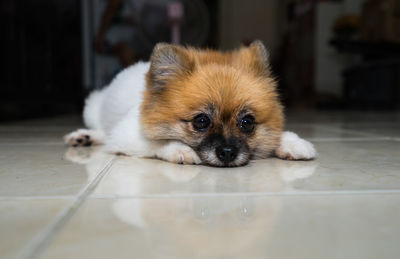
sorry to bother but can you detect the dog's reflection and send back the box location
[64,147,317,258]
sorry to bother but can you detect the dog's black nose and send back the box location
[216,145,238,163]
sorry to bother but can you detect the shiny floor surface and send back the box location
[1,111,400,259]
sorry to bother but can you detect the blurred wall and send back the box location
[315,0,364,97]
[218,0,280,55]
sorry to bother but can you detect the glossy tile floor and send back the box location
[1,111,400,259]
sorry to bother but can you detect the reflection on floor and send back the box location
[1,111,400,259]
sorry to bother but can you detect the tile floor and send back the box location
[1,111,400,259]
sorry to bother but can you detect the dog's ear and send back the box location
[148,43,194,92]
[249,40,270,69]
[236,40,271,77]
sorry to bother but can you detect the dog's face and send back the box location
[141,41,284,167]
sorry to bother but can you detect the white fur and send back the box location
[84,62,150,134]
[275,131,316,160]
[82,90,104,130]
[66,61,201,164]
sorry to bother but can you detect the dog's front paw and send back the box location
[157,142,202,165]
[64,129,105,147]
[275,131,316,160]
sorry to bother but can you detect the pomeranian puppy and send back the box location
[65,41,316,167]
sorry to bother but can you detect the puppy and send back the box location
[65,41,316,167]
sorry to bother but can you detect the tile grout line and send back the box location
[0,196,74,201]
[17,156,116,259]
[2,188,400,201]
[89,189,400,199]
[0,142,65,146]
[307,137,392,142]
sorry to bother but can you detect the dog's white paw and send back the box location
[157,141,202,165]
[63,129,105,147]
[275,131,316,160]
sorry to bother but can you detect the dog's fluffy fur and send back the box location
[65,41,316,166]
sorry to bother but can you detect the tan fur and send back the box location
[141,42,284,162]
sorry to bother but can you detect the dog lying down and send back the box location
[65,41,316,167]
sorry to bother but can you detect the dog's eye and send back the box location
[192,114,211,132]
[239,115,255,133]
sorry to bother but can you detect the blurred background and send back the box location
[2,0,400,121]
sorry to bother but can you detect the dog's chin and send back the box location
[198,151,250,167]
